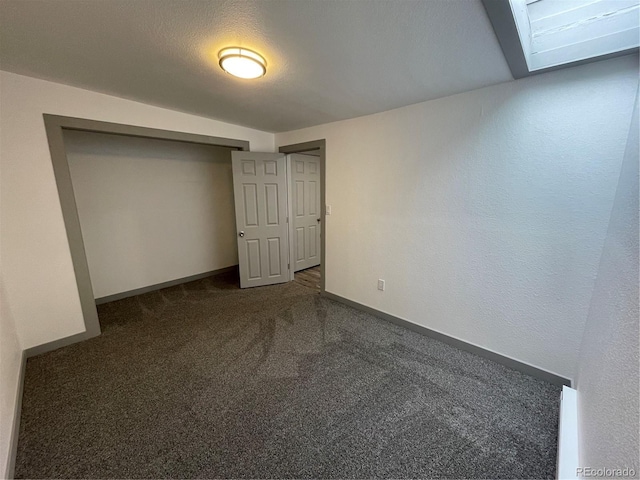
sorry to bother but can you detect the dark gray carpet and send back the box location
[16,271,560,479]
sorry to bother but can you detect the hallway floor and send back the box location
[294,265,321,291]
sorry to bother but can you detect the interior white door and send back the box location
[231,151,289,288]
[291,153,321,272]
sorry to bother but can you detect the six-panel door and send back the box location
[231,152,289,288]
[291,153,321,272]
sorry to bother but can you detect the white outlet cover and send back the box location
[326,205,332,215]
[378,279,385,291]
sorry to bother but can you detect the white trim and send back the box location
[509,0,639,73]
[286,154,295,281]
[510,0,534,70]
[557,386,579,480]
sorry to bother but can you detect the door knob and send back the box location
[317,218,321,223]
[238,231,245,237]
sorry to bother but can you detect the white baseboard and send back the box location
[557,385,579,480]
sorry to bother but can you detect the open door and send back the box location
[291,153,322,272]
[231,151,290,288]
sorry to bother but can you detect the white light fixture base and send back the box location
[218,47,267,79]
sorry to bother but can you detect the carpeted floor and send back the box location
[15,271,560,479]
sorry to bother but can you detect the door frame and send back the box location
[40,114,249,356]
[279,140,326,293]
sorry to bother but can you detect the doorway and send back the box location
[65,130,239,304]
[289,153,322,291]
[279,140,326,294]
[41,114,250,355]
[229,142,326,293]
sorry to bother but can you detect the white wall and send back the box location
[276,55,639,380]
[0,273,23,479]
[1,55,637,476]
[0,73,272,474]
[66,131,238,299]
[575,90,639,471]
[0,70,274,352]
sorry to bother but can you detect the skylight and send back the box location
[483,0,640,77]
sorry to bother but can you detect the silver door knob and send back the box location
[238,231,245,237]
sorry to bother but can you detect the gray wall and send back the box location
[65,131,238,299]
[575,89,639,470]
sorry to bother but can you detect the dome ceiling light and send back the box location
[218,47,267,79]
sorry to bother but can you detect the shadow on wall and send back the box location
[574,88,639,471]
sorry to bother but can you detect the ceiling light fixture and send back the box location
[218,47,267,79]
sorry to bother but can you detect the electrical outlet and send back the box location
[377,279,385,291]
[326,205,332,215]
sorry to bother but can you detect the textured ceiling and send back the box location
[0,0,513,132]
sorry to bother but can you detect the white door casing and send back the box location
[231,151,289,288]
[291,153,321,272]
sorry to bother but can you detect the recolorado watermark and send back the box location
[577,467,637,478]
